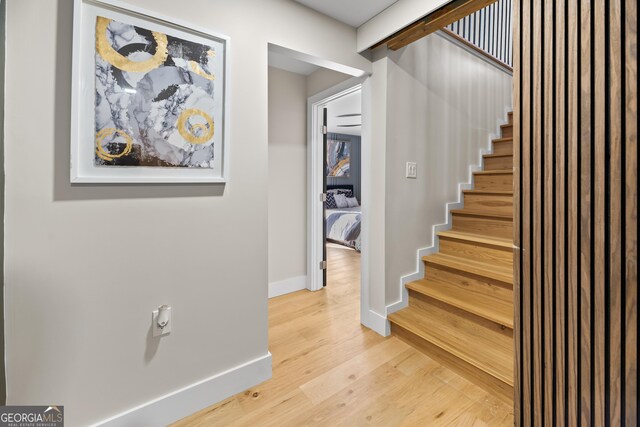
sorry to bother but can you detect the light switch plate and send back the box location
[406,162,417,179]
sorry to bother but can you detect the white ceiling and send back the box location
[326,90,361,136]
[294,0,399,27]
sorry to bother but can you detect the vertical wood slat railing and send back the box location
[446,0,513,67]
[513,0,637,424]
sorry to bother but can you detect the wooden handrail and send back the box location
[372,0,500,51]
[440,28,513,73]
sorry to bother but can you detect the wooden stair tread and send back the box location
[423,253,514,285]
[437,230,514,249]
[473,169,513,175]
[462,190,513,195]
[450,209,513,220]
[406,278,514,329]
[390,111,515,399]
[484,154,513,159]
[388,306,514,385]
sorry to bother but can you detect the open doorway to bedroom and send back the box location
[266,43,370,329]
[322,89,362,292]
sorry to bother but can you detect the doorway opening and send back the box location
[307,80,366,298]
[267,43,374,333]
[318,89,362,294]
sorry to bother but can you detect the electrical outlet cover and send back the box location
[152,307,171,337]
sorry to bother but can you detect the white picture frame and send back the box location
[71,0,230,183]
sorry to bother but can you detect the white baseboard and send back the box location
[268,275,307,298]
[92,353,272,427]
[386,285,410,315]
[362,309,390,337]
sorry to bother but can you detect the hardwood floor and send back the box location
[173,245,514,426]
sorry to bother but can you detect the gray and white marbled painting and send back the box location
[94,16,220,168]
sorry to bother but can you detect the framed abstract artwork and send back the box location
[327,140,350,178]
[71,0,230,183]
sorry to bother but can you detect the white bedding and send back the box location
[325,207,362,251]
[327,207,361,214]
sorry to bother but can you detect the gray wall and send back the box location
[268,67,307,284]
[0,0,6,405]
[327,132,361,201]
[306,68,351,98]
[2,1,370,425]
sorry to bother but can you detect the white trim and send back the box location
[91,353,272,427]
[359,76,374,334]
[307,77,368,293]
[268,44,366,78]
[436,30,513,76]
[268,275,307,298]
[389,117,510,314]
[362,309,390,337]
[386,285,410,315]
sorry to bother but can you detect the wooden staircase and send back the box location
[388,112,514,403]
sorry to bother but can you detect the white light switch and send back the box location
[406,162,417,179]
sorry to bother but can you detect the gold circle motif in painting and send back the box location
[95,128,134,161]
[96,16,169,73]
[176,109,215,145]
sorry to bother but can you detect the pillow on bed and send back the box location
[346,197,360,208]
[327,188,353,198]
[325,192,338,209]
[334,193,349,208]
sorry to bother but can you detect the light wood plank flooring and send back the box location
[173,246,514,426]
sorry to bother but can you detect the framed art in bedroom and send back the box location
[326,139,350,178]
[70,0,230,183]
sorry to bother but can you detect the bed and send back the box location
[325,185,362,251]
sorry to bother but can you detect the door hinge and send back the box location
[320,193,327,202]
[319,260,327,270]
[322,125,327,135]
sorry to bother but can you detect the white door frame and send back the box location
[307,76,378,333]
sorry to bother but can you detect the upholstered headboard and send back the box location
[327,184,354,193]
